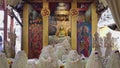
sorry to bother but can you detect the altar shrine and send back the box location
[1,0,120,68]
[0,0,98,59]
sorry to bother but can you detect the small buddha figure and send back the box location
[57,26,66,38]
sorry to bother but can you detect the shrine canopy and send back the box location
[0,0,22,6]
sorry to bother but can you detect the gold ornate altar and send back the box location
[22,0,98,57]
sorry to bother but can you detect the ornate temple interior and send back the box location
[0,0,120,68]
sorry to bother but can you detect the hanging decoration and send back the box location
[70,8,79,16]
[41,7,50,16]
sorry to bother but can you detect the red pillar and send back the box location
[10,17,14,32]
[3,0,8,42]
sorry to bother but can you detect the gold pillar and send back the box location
[91,3,98,48]
[70,0,78,50]
[42,1,50,46]
[22,4,29,55]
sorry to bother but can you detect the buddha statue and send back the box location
[57,26,66,38]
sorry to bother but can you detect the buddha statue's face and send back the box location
[60,26,64,30]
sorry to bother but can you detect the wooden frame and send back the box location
[29,0,93,3]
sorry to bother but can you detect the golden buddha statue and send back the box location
[57,26,66,38]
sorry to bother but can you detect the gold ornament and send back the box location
[70,8,79,16]
[41,7,50,16]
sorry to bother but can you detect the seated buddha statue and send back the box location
[57,26,66,38]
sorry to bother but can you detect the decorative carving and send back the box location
[70,8,79,16]
[41,7,50,16]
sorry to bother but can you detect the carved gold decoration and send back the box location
[70,8,79,16]
[41,7,50,16]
